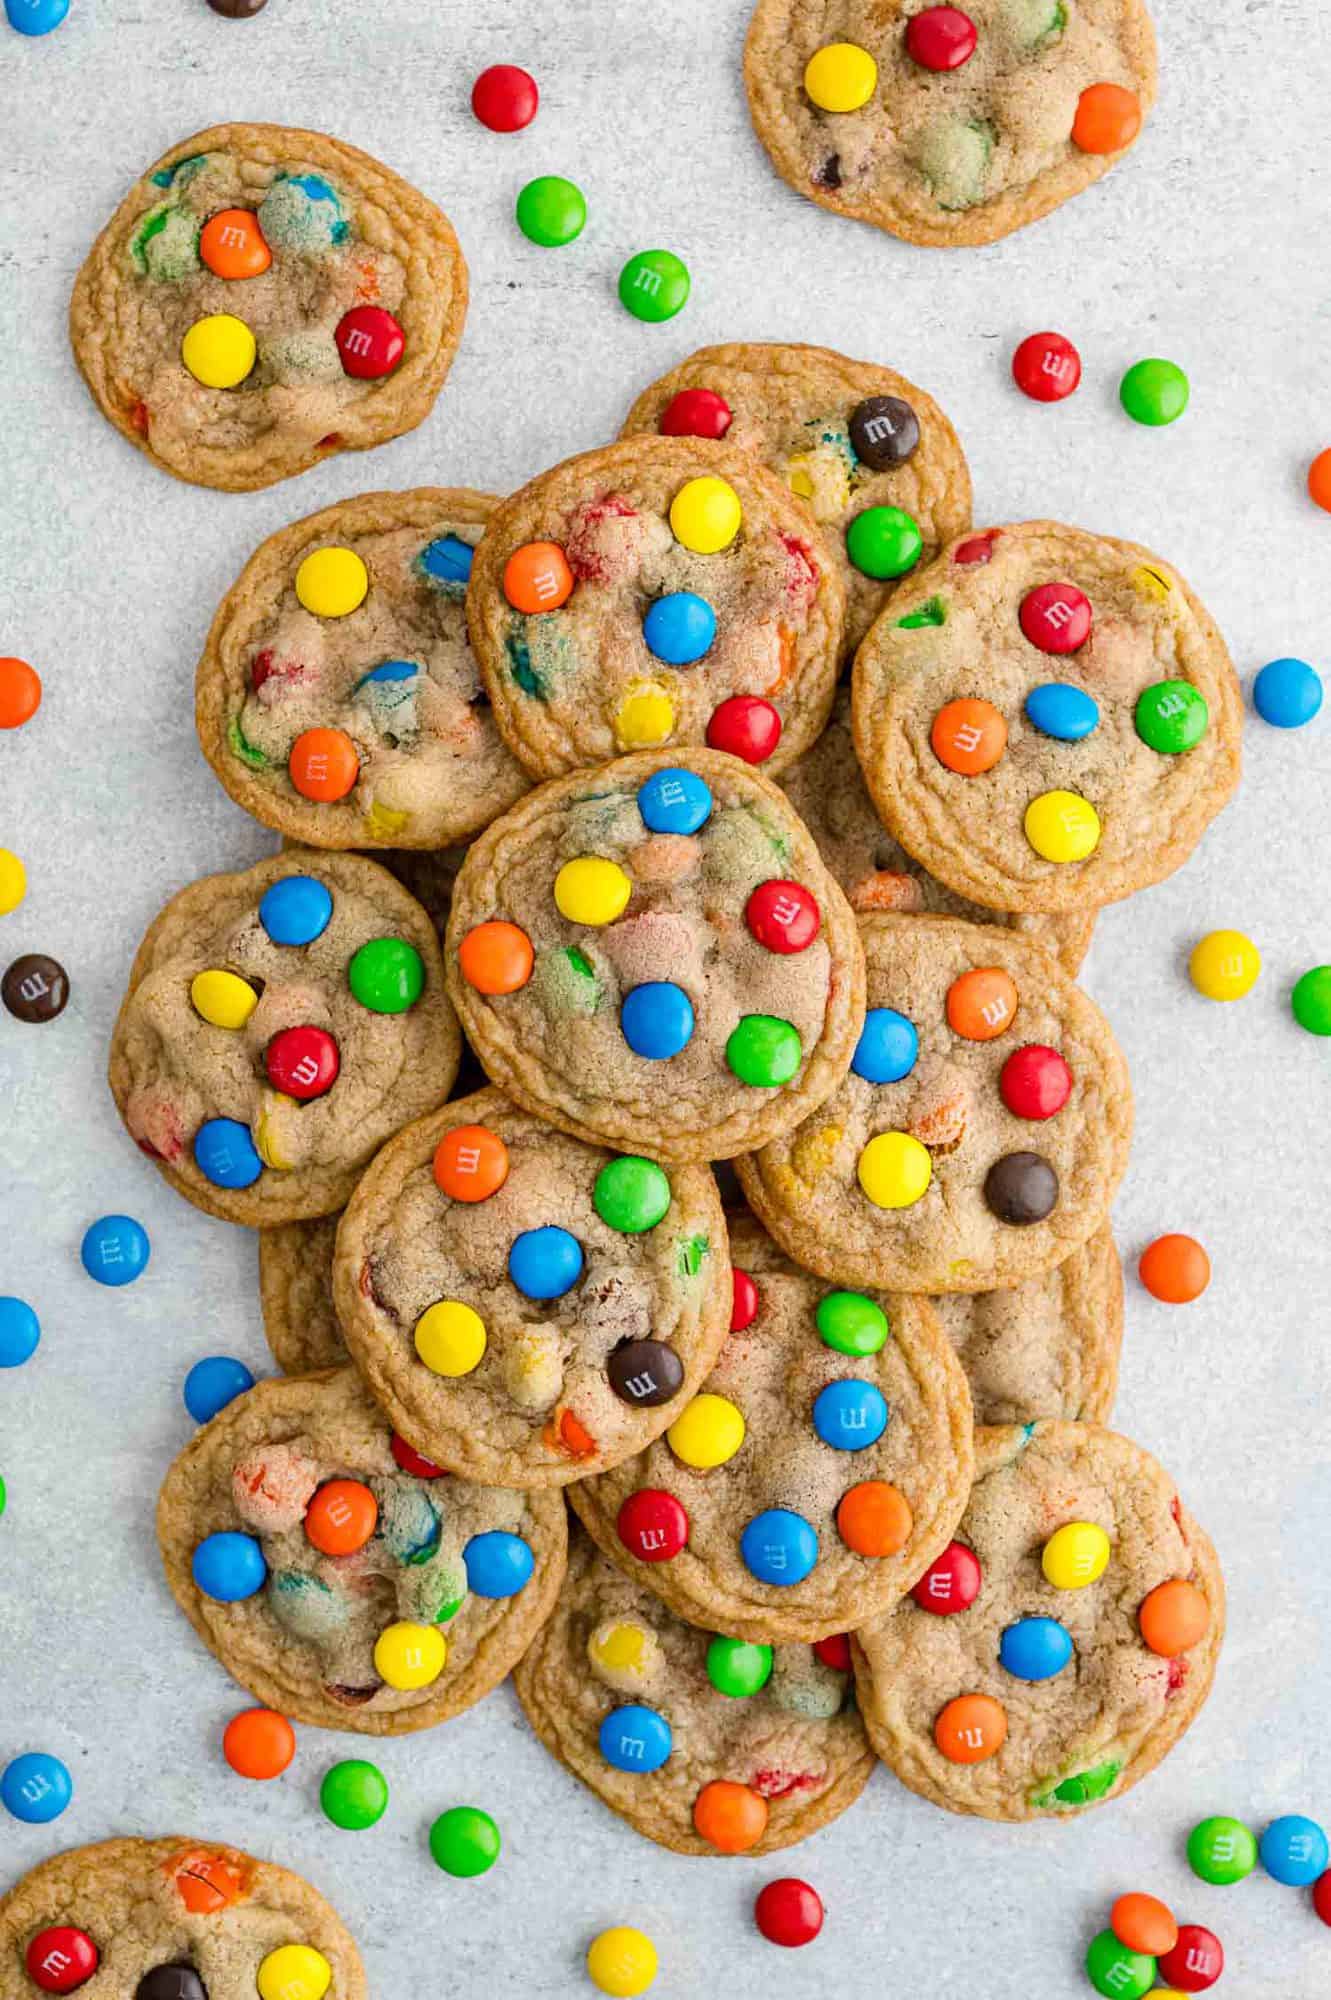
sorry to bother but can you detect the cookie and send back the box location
[619,342,971,653]
[109,849,459,1225]
[258,1215,346,1372]
[853,1420,1224,1820]
[934,1221,1122,1425]
[1,1837,365,1999]
[779,686,1094,973]
[157,1367,566,1732]
[196,490,530,850]
[71,124,467,491]
[513,1529,874,1854]
[737,913,1131,1291]
[569,1212,972,1642]
[852,522,1242,913]
[445,750,865,1162]
[465,436,845,780]
[331,1089,731,1487]
[744,1,1157,248]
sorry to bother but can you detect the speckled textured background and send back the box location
[2,3,1329,1993]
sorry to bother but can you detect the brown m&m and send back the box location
[206,0,267,14]
[136,1969,207,2000]
[848,396,920,470]
[606,1339,685,1408]
[983,1151,1058,1225]
[2,953,69,1023]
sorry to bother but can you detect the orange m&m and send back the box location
[692,1779,769,1852]
[1071,82,1143,155]
[304,1478,378,1556]
[1308,447,1331,514]
[1138,1578,1211,1657]
[170,1849,248,1914]
[1111,1892,1178,1957]
[289,727,359,802]
[946,966,1018,1041]
[434,1123,509,1201]
[837,1480,913,1557]
[200,208,272,281]
[457,919,534,995]
[0,656,41,730]
[934,1693,1007,1764]
[222,1707,296,1781]
[1138,1233,1210,1303]
[503,541,574,614]
[930,697,1007,775]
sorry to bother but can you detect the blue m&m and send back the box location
[80,1214,150,1287]
[636,768,713,836]
[1258,1813,1329,1886]
[598,1704,673,1773]
[508,1226,584,1301]
[851,1008,918,1084]
[998,1615,1073,1682]
[1252,656,1323,730]
[642,592,717,666]
[259,874,333,946]
[184,1355,255,1423]
[5,0,70,35]
[193,1530,267,1601]
[621,982,694,1059]
[0,1296,40,1368]
[1024,683,1100,742]
[419,535,475,590]
[356,659,418,687]
[464,1530,535,1597]
[195,1118,264,1189]
[1,1752,72,1824]
[812,1379,888,1450]
[740,1508,818,1585]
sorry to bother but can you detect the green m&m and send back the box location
[429,1804,501,1877]
[1187,1813,1258,1884]
[726,1014,802,1087]
[1120,357,1190,427]
[816,1291,889,1357]
[845,506,923,581]
[348,937,425,1012]
[619,249,691,323]
[1085,1930,1155,2000]
[1292,965,1331,1036]
[706,1636,773,1698]
[594,1156,671,1233]
[516,175,587,247]
[1134,680,1208,754]
[321,1759,389,1830]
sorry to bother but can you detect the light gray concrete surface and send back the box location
[2,2,1330,1992]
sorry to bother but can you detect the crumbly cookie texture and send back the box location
[853,1421,1224,1820]
[852,521,1242,913]
[157,1368,566,1732]
[197,489,530,850]
[109,849,459,1225]
[514,1530,874,1854]
[744,0,1158,247]
[934,1221,1122,1425]
[445,750,866,1162]
[332,1089,732,1487]
[569,1213,972,1641]
[619,343,971,653]
[0,1838,365,1999]
[259,1214,346,1371]
[780,686,1094,973]
[738,913,1131,1291]
[466,436,845,780]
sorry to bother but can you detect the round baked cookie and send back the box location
[158,1367,566,1732]
[465,436,845,780]
[569,1213,972,1642]
[737,913,1131,1291]
[70,124,467,491]
[332,1089,731,1487]
[197,490,530,850]
[514,1529,874,1854]
[445,749,865,1162]
[780,687,1094,973]
[1,1838,365,1999]
[109,849,459,1225]
[259,1214,346,1371]
[934,1221,1122,1425]
[853,1420,1224,1820]
[852,522,1242,913]
[744,0,1158,248]
[619,343,971,653]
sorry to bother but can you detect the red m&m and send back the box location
[335,306,405,381]
[999,1044,1072,1120]
[617,1488,688,1562]
[746,880,821,954]
[812,1632,852,1671]
[1012,331,1082,403]
[707,695,782,764]
[265,1026,339,1101]
[391,1432,447,1478]
[1020,583,1092,654]
[906,5,977,69]
[26,1928,98,1993]
[754,1877,824,1948]
[1157,1924,1223,1992]
[471,63,539,131]
[911,1540,981,1613]
[659,388,732,439]
[731,1268,759,1332]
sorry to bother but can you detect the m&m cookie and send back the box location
[196,490,529,849]
[258,1214,347,1372]
[618,342,972,653]
[514,1530,874,1854]
[570,1212,973,1642]
[738,914,1131,1292]
[70,123,467,491]
[157,1369,566,1729]
[853,1420,1224,1819]
[744,0,1157,247]
[108,850,459,1225]
[852,522,1242,912]
[444,750,866,1160]
[0,1837,365,1997]
[464,437,845,778]
[332,1090,731,1486]
[779,688,1095,974]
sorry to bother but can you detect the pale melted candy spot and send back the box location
[502,1326,566,1411]
[916,119,995,211]
[587,1616,663,1695]
[231,1445,321,1532]
[257,173,348,256]
[769,1645,848,1720]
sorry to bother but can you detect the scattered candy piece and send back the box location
[845,505,922,580]
[256,1946,331,2000]
[586,1926,658,1997]
[1189,929,1260,1002]
[1187,1814,1257,1885]
[1259,1813,1329,1886]
[693,1778,768,1852]
[81,1214,150,1287]
[730,1269,759,1331]
[295,547,369,619]
[1157,1924,1223,1992]
[619,250,691,323]
[192,1529,266,1601]
[930,696,1007,775]
[472,63,539,131]
[222,1708,295,1780]
[906,7,977,71]
[0,1295,40,1369]
[1012,331,1081,403]
[934,1693,1006,1764]
[1312,1868,1331,1926]
[1085,1930,1155,2000]
[321,1758,389,1828]
[181,313,256,389]
[706,694,781,763]
[1309,447,1331,514]
[1291,964,1331,1035]
[1041,1520,1110,1589]
[754,1877,824,1948]
[2,952,68,1022]
[1120,358,1190,427]
[706,1637,772,1697]
[1138,1234,1210,1304]
[0,847,27,914]
[207,0,267,13]
[1111,1893,1177,1957]
[6,0,70,34]
[429,1804,501,1876]
[183,1355,254,1423]
[516,175,587,247]
[0,656,41,728]
[1252,655,1322,728]
[1,1751,71,1823]
[804,41,877,111]
[1071,82,1143,154]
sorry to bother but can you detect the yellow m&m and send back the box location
[669,477,742,555]
[1024,789,1101,863]
[586,1927,658,1999]
[256,1945,332,2000]
[414,1300,487,1376]
[1042,1521,1111,1590]
[295,546,369,619]
[190,968,259,1030]
[373,1620,447,1690]
[667,1392,745,1469]
[554,856,632,926]
[587,1618,660,1689]
[1189,929,1261,1001]
[0,848,28,915]
[615,685,675,750]
[181,313,256,389]
[254,1095,296,1171]
[857,1131,932,1209]
[804,42,878,114]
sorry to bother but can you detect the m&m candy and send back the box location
[1138,1578,1210,1657]
[1157,1924,1223,1992]
[256,1946,331,2000]
[504,540,574,613]
[1187,1814,1257,1885]
[617,1488,688,1561]
[1111,1893,1178,1956]
[619,250,691,324]
[1020,582,1091,654]
[693,1779,768,1852]
[429,1804,501,1877]
[667,1393,745,1469]
[837,1480,911,1556]
[373,1620,446,1689]
[458,919,533,994]
[516,175,587,247]
[599,1703,672,1772]
[181,313,256,388]
[259,875,332,945]
[1189,929,1260,1001]
[192,1530,267,1600]
[848,394,919,468]
[1138,1234,1210,1303]
[0,847,26,914]
[753,1878,824,1948]
[851,1008,918,1083]
[0,655,41,729]
[740,1508,818,1585]
[813,1633,852,1671]
[348,938,424,1012]
[615,685,674,749]
[200,208,271,280]
[555,856,633,927]
[660,388,732,439]
[998,1616,1073,1682]
[726,1014,802,1086]
[811,1378,888,1450]
[465,1530,535,1597]
[80,1214,150,1286]
[746,880,820,954]
[1085,1931,1156,2000]
[999,1045,1072,1120]
[930,697,1007,775]
[391,1433,446,1478]
[222,1708,295,1780]
[305,1479,378,1557]
[335,305,405,379]
[471,63,539,131]
[195,1117,264,1189]
[1259,1813,1329,1886]
[1041,1520,1109,1589]
[2,951,68,1023]
[670,476,741,554]
[183,1355,254,1422]
[295,546,368,618]
[706,694,782,763]
[6,0,70,35]
[1120,357,1190,426]
[0,1295,40,1368]
[192,968,259,1030]
[434,1124,509,1201]
[946,966,1017,1041]
[606,1339,684,1407]
[637,767,713,834]
[1,1751,71,1823]
[706,1637,772,1697]
[642,591,716,665]
[1292,964,1331,1035]
[845,506,922,580]
[586,1927,658,1998]
[984,1150,1058,1224]
[911,1540,982,1612]
[621,982,694,1059]
[265,1024,339,1101]
[1012,331,1081,403]
[594,1156,670,1232]
[509,1225,584,1300]
[1309,447,1331,513]
[415,1299,487,1376]
[25,1927,98,1992]
[1024,790,1100,863]
[1252,655,1322,728]
[1136,680,1208,753]
[857,1131,932,1208]
[730,1269,759,1331]
[1024,682,1098,740]
[803,41,877,111]
[906,6,977,70]
[934,1693,1006,1763]
[321,1758,389,1829]
[816,1291,887,1358]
